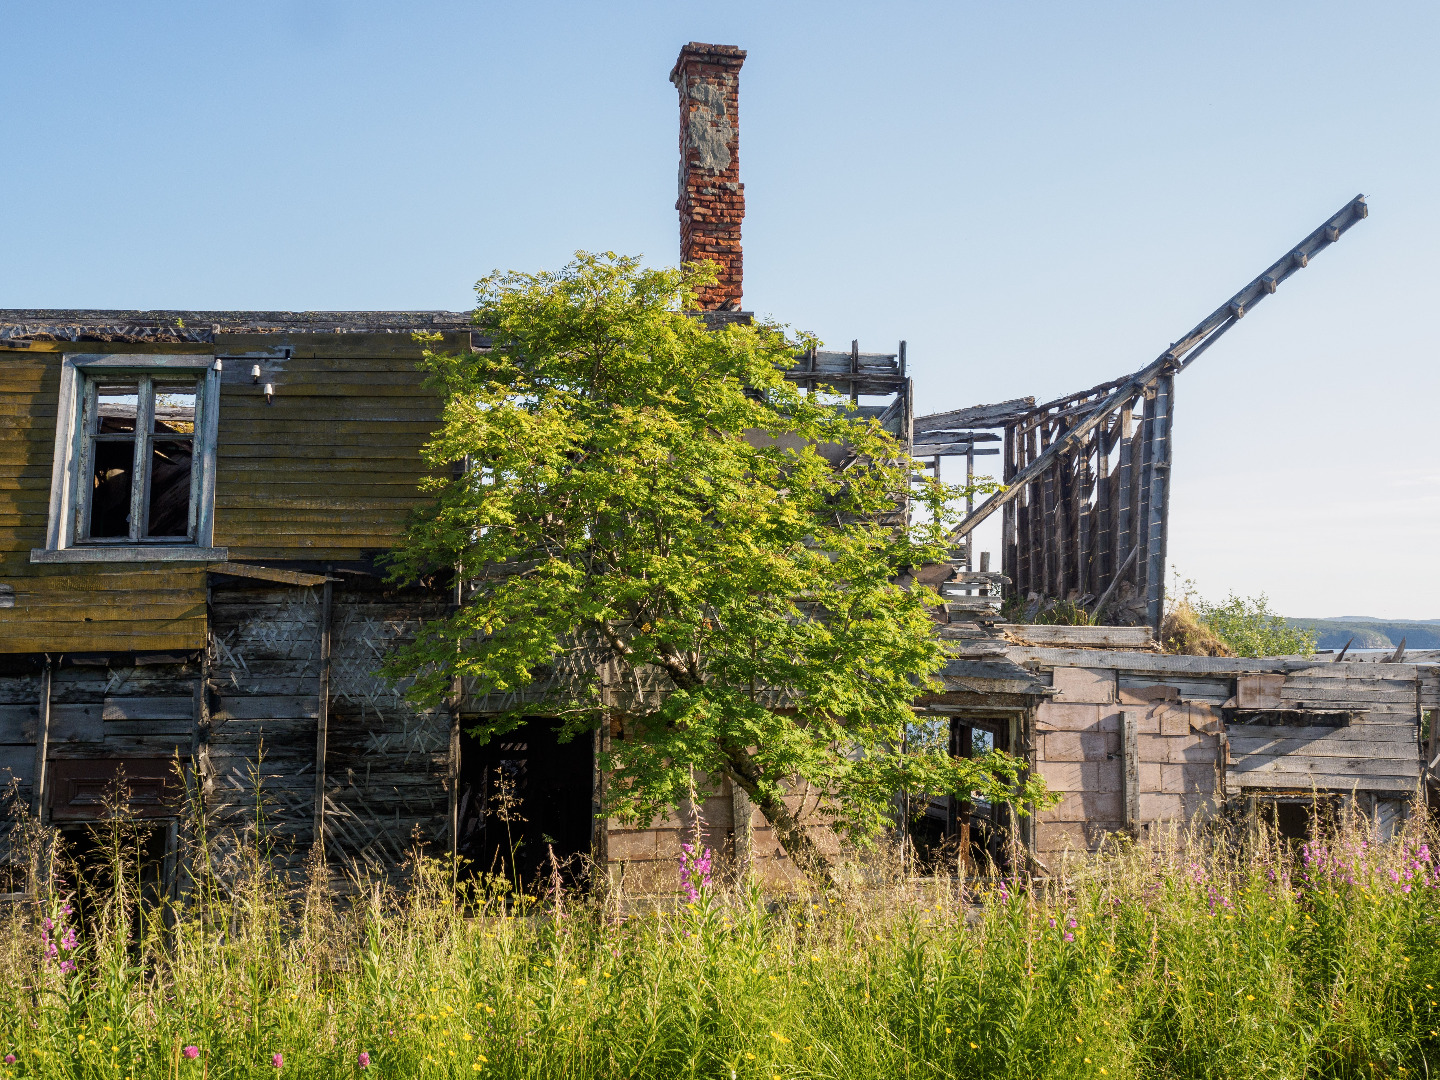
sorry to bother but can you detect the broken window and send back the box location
[79,375,202,543]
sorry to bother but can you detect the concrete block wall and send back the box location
[605,777,838,893]
[1035,666,1221,856]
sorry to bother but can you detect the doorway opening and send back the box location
[455,717,595,891]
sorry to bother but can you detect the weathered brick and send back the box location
[672,43,746,311]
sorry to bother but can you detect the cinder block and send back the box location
[1138,762,1162,791]
[1081,760,1122,792]
[1051,667,1116,704]
[1165,735,1219,764]
[1048,791,1123,822]
[1138,733,1172,764]
[1139,793,1186,821]
[1187,705,1222,735]
[1132,705,1161,734]
[1183,790,1218,817]
[1158,705,1190,737]
[607,829,659,861]
[1038,702,1103,731]
[1039,761,1084,791]
[1043,731,1117,762]
[1118,683,1179,706]
[1161,762,1217,794]
[1038,821,1093,854]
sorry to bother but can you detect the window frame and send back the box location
[32,353,226,564]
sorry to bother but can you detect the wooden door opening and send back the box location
[455,717,595,892]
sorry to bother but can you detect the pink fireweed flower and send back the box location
[42,917,54,931]
[357,1051,371,1068]
[271,1052,284,1069]
[678,843,714,903]
[183,1046,200,1059]
[1064,932,1075,942]
[1066,918,1077,929]
[60,928,78,951]
[58,960,76,974]
[4,1054,15,1064]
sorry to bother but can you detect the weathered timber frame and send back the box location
[916,195,1369,628]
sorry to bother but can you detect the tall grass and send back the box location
[1,795,1437,1079]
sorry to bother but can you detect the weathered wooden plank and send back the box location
[0,747,36,787]
[214,696,320,721]
[103,718,194,737]
[1228,734,1417,759]
[1228,770,1416,792]
[1001,625,1155,648]
[914,398,1037,432]
[1009,649,1418,678]
[100,696,194,721]
[1118,674,1232,703]
[207,562,330,586]
[49,735,190,759]
[1230,754,1419,778]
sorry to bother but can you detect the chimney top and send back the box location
[672,42,746,312]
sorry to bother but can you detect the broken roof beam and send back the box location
[914,397,1036,433]
[951,193,1370,540]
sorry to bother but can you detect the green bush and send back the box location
[1194,592,1317,657]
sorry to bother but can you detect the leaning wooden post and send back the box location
[31,656,52,819]
[1144,374,1174,631]
[1120,709,1139,835]
[313,577,333,862]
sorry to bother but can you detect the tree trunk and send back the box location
[722,752,834,885]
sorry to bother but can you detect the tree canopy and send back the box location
[384,253,1047,877]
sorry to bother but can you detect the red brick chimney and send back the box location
[670,42,746,311]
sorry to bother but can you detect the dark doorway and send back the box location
[455,717,595,891]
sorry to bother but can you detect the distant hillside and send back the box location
[1284,616,1440,650]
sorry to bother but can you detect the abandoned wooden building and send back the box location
[0,42,1432,895]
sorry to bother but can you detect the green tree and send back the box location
[384,253,1046,878]
[1195,592,1316,657]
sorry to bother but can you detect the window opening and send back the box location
[80,375,201,543]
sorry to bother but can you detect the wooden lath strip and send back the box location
[206,562,330,587]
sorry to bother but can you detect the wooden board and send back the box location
[1001,624,1155,648]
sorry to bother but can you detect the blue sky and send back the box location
[4,1,1437,618]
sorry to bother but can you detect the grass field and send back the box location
[1,806,1438,1080]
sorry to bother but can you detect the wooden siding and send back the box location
[0,349,207,653]
[211,333,461,563]
[1026,651,1426,855]
[205,580,451,881]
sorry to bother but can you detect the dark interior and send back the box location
[455,717,595,892]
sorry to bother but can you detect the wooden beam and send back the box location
[206,561,329,587]
[313,577,334,858]
[914,397,1037,432]
[951,195,1369,541]
[1121,709,1140,832]
[31,659,52,819]
[1144,376,1173,630]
